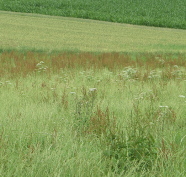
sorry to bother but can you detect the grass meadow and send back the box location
[0,0,186,30]
[1,11,186,55]
[0,0,186,175]
[0,51,186,176]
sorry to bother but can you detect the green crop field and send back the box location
[0,0,186,30]
[0,1,186,176]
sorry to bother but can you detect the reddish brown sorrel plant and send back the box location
[85,106,116,137]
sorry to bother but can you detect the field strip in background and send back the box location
[0,10,186,53]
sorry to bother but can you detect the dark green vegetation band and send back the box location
[0,0,186,30]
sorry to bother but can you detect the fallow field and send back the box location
[0,51,186,176]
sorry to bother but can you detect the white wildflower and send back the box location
[179,95,185,98]
[159,106,168,108]
[89,88,97,92]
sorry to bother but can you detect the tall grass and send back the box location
[0,51,186,176]
[0,0,186,30]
